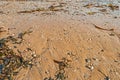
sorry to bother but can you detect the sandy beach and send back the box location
[0,0,120,80]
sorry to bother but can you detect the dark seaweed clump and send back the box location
[0,29,35,80]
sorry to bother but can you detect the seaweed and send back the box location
[83,3,94,8]
[0,40,31,80]
[54,58,71,80]
[53,58,71,71]
[18,28,33,39]
[0,29,36,80]
[17,4,66,14]
[43,58,71,80]
[55,72,66,80]
[17,8,46,13]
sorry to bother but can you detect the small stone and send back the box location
[90,66,94,70]
[105,76,110,80]
[67,52,72,55]
[85,58,91,63]
[101,49,104,52]
[86,64,94,71]
[45,71,49,74]
[88,38,92,41]
[0,64,3,74]
[114,16,117,19]
[14,46,17,48]
[92,58,99,61]
[32,54,37,58]
[12,33,15,36]
[29,61,32,64]
[44,77,54,80]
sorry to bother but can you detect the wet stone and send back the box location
[85,58,91,63]
[0,64,4,74]
[105,76,110,80]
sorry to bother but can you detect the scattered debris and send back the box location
[55,71,66,80]
[0,39,31,79]
[41,12,56,15]
[84,3,94,8]
[17,8,46,13]
[44,77,54,80]
[85,58,91,63]
[48,5,65,11]
[108,4,119,10]
[87,12,97,15]
[53,58,71,71]
[85,64,94,71]
[95,4,107,8]
[99,9,107,12]
[18,4,66,14]
[53,58,71,80]
[43,58,71,80]
[85,58,95,71]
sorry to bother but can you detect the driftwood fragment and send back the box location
[93,24,114,31]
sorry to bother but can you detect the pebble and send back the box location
[105,76,110,80]
[0,64,3,74]
[32,54,37,58]
[45,71,49,74]
[90,66,94,70]
[12,33,15,36]
[85,58,91,63]
[86,64,94,71]
[28,61,32,64]
[101,49,104,52]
